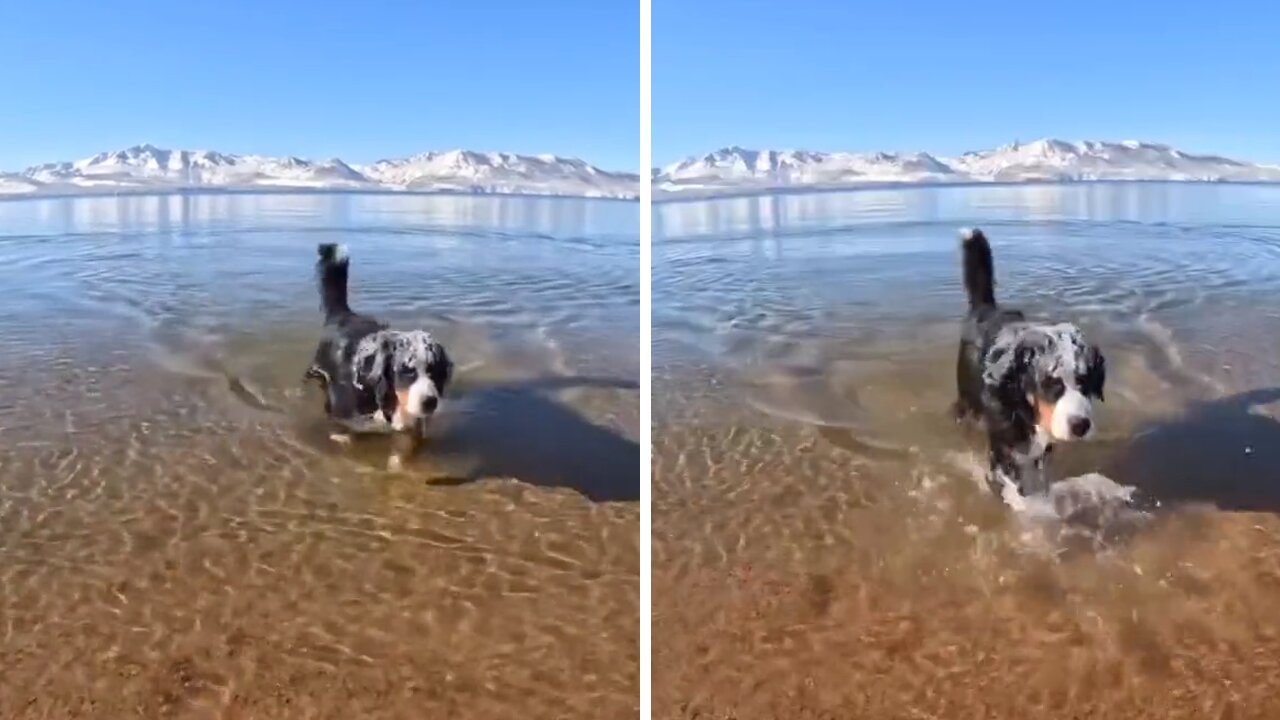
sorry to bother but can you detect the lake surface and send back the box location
[653,184,1280,719]
[0,193,639,718]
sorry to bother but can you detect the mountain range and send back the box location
[6,140,1275,201]
[0,145,639,199]
[656,140,1280,197]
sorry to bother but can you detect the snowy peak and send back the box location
[662,147,832,179]
[656,139,1280,196]
[659,146,958,192]
[23,146,379,190]
[5,145,637,198]
[947,139,1255,181]
[82,143,187,168]
[358,149,635,197]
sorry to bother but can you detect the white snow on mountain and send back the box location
[659,146,958,192]
[359,149,637,198]
[5,144,637,199]
[656,140,1280,197]
[0,172,41,195]
[947,139,1280,183]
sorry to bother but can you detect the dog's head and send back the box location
[355,330,453,431]
[984,322,1106,443]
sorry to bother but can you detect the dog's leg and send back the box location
[954,340,984,422]
[987,441,1054,506]
[328,432,353,447]
[987,440,1027,502]
[387,430,422,473]
[988,466,1028,508]
[986,455,1009,498]
[954,346,971,422]
[1020,457,1050,497]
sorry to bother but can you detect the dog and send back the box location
[304,243,453,471]
[953,228,1106,501]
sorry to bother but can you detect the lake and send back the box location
[0,192,639,718]
[653,183,1280,719]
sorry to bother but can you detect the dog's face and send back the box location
[388,331,452,430]
[356,330,453,431]
[985,323,1106,443]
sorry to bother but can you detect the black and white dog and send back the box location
[304,243,453,471]
[953,229,1107,501]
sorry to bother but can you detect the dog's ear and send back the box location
[1006,345,1037,397]
[374,338,398,421]
[984,340,1036,420]
[983,339,1032,391]
[431,341,454,393]
[1082,345,1106,402]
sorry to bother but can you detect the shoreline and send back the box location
[0,186,640,204]
[653,177,1280,203]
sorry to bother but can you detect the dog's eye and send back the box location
[1042,376,1065,399]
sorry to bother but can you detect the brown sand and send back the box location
[652,320,1280,720]
[0,344,639,720]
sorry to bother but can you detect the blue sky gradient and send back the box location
[0,1,638,170]
[655,0,1280,166]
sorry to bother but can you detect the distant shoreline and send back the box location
[8,178,1280,205]
[653,178,1280,204]
[0,186,640,204]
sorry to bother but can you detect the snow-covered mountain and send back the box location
[22,145,372,190]
[0,172,40,195]
[948,139,1280,183]
[2,144,638,199]
[656,140,1280,197]
[659,146,959,191]
[359,149,637,198]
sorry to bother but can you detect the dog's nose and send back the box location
[1069,416,1091,438]
[421,396,439,413]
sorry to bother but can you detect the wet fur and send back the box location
[953,229,1106,499]
[304,243,453,470]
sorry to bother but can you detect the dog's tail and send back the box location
[316,243,352,320]
[960,228,996,309]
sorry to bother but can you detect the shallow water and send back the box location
[653,184,1280,719]
[0,193,639,718]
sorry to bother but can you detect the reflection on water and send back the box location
[653,184,1280,718]
[655,182,1280,239]
[1,191,633,238]
[0,193,638,718]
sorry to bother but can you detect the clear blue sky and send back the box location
[655,0,1280,166]
[0,1,638,171]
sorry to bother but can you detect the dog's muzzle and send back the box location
[1050,389,1094,441]
[392,378,441,431]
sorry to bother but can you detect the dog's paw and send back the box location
[387,454,405,473]
[328,433,353,447]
